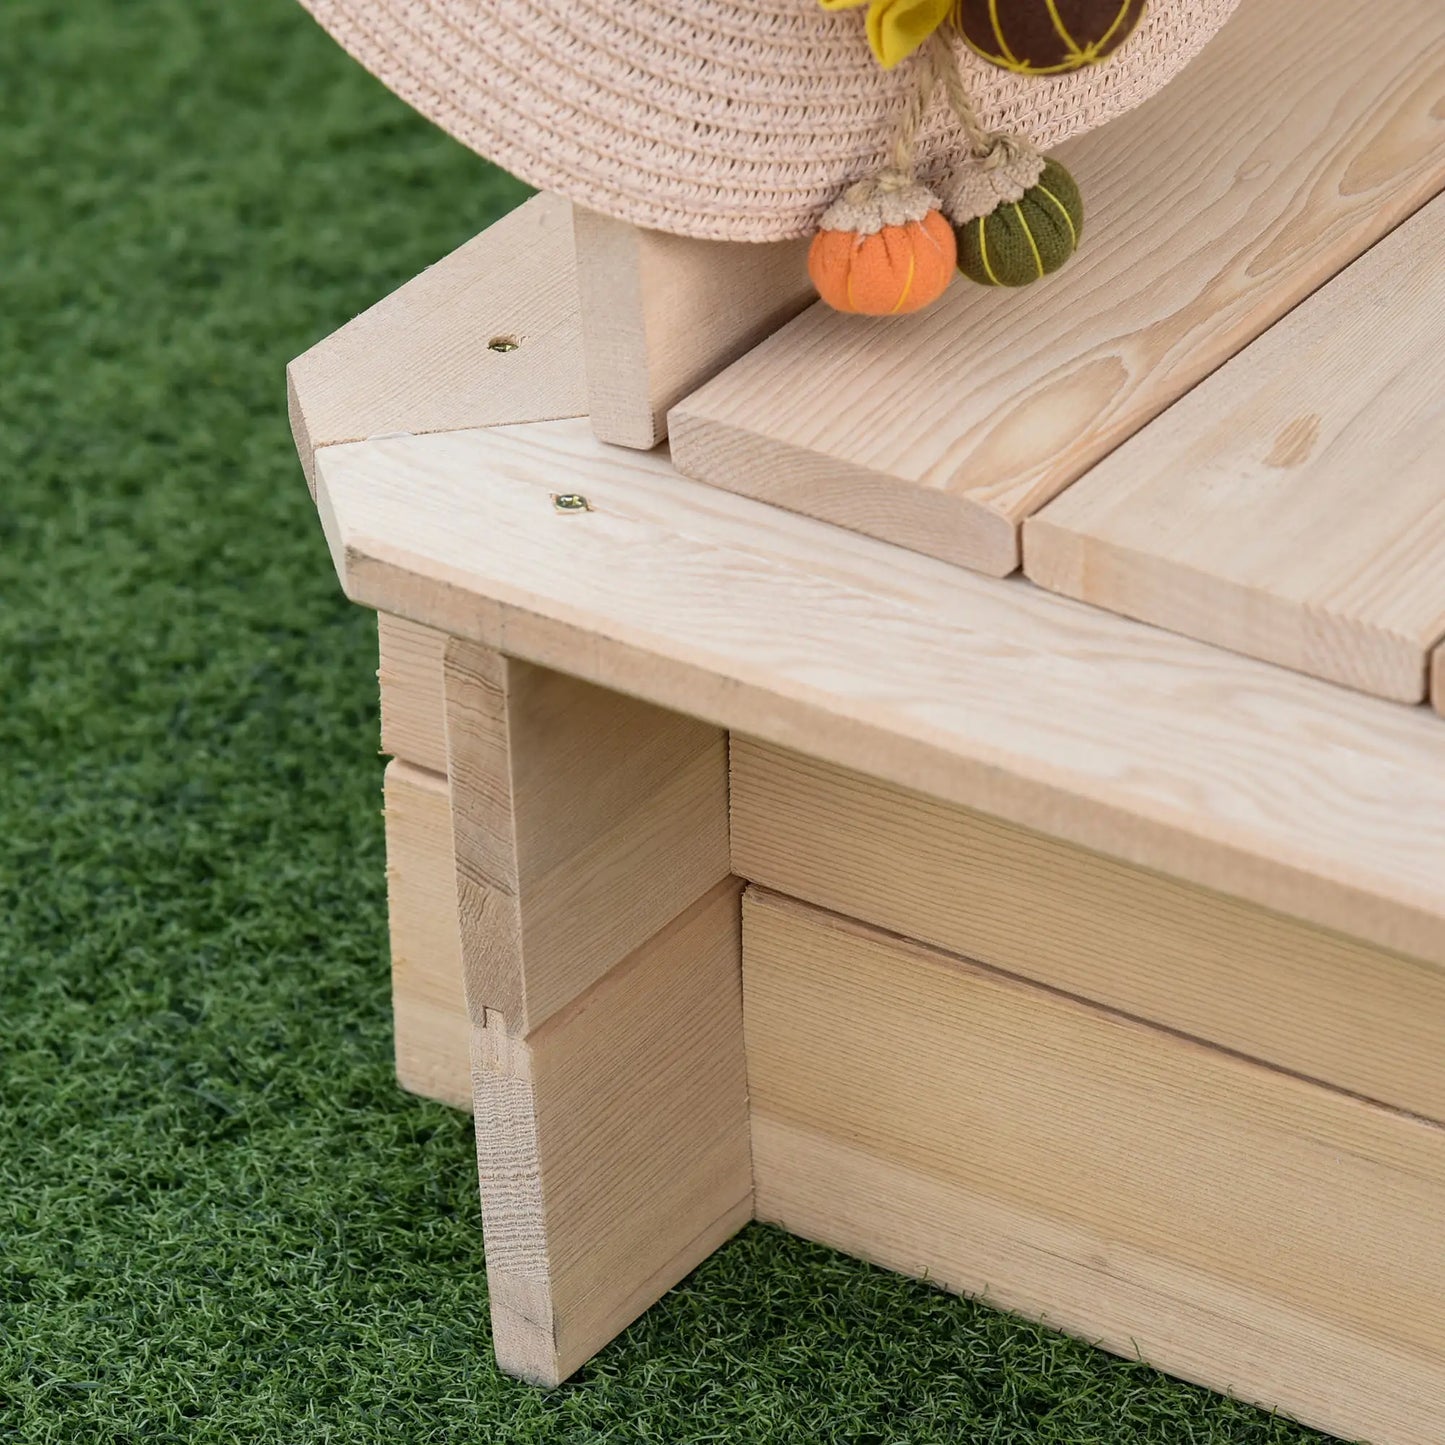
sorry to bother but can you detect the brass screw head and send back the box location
[552,493,592,514]
[487,335,519,353]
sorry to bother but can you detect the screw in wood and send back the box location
[552,493,592,514]
[488,335,520,352]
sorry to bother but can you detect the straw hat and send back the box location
[296,0,1239,242]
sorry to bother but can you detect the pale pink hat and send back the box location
[296,0,1240,242]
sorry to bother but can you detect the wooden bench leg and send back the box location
[442,639,751,1384]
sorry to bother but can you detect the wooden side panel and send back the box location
[1025,195,1445,702]
[731,738,1445,1123]
[745,889,1445,1445]
[1434,645,1444,718]
[475,881,752,1383]
[378,613,449,774]
[288,193,585,489]
[443,639,746,1383]
[573,207,812,450]
[383,760,467,1108]
[668,0,1445,576]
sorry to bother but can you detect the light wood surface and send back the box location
[314,417,1445,969]
[1434,645,1445,718]
[668,0,1445,576]
[1026,196,1445,702]
[746,888,1445,1445]
[443,639,730,1036]
[573,207,813,450]
[732,738,1445,1124]
[477,880,751,1384]
[287,193,585,490]
[378,613,449,775]
[383,760,468,1108]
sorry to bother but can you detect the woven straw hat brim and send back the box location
[297,0,1240,242]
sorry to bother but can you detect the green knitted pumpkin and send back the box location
[956,159,1084,287]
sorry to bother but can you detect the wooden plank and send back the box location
[745,888,1445,1445]
[731,738,1445,1123]
[573,207,813,450]
[313,418,1445,969]
[378,613,449,775]
[667,0,1445,576]
[1434,644,1445,718]
[287,193,585,490]
[478,879,752,1384]
[1026,196,1445,702]
[383,760,467,1109]
[442,640,745,1382]
[442,640,730,1037]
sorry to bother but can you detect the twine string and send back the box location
[886,26,1043,184]
[929,28,999,159]
[888,48,937,175]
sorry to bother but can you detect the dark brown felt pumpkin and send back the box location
[954,0,1147,74]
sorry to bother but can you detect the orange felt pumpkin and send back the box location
[809,186,956,316]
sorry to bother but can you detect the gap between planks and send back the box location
[1025,193,1445,703]
[667,0,1445,576]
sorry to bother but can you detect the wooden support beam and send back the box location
[383,759,468,1108]
[573,206,812,450]
[745,887,1445,1445]
[1025,194,1445,703]
[442,638,747,1383]
[378,614,449,776]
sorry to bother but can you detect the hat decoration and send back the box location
[807,1,1128,314]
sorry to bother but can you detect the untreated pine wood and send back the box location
[745,888,1445,1445]
[442,640,730,1035]
[475,879,751,1386]
[731,737,1445,1124]
[378,613,449,776]
[442,638,746,1383]
[573,206,813,450]
[314,418,1445,969]
[287,192,585,490]
[1026,194,1445,702]
[383,759,468,1108]
[667,0,1445,575]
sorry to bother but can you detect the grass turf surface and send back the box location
[0,2,1345,1440]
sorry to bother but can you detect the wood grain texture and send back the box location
[732,738,1445,1123]
[668,0,1445,576]
[442,638,731,1036]
[442,640,746,1381]
[1026,195,1445,701]
[745,888,1445,1445]
[1434,644,1445,717]
[287,193,585,490]
[573,206,813,449]
[378,613,449,774]
[314,417,1445,969]
[476,880,752,1384]
[383,760,468,1108]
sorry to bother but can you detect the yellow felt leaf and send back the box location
[817,0,870,9]
[866,0,953,67]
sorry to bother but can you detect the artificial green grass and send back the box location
[0,1,1344,1440]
